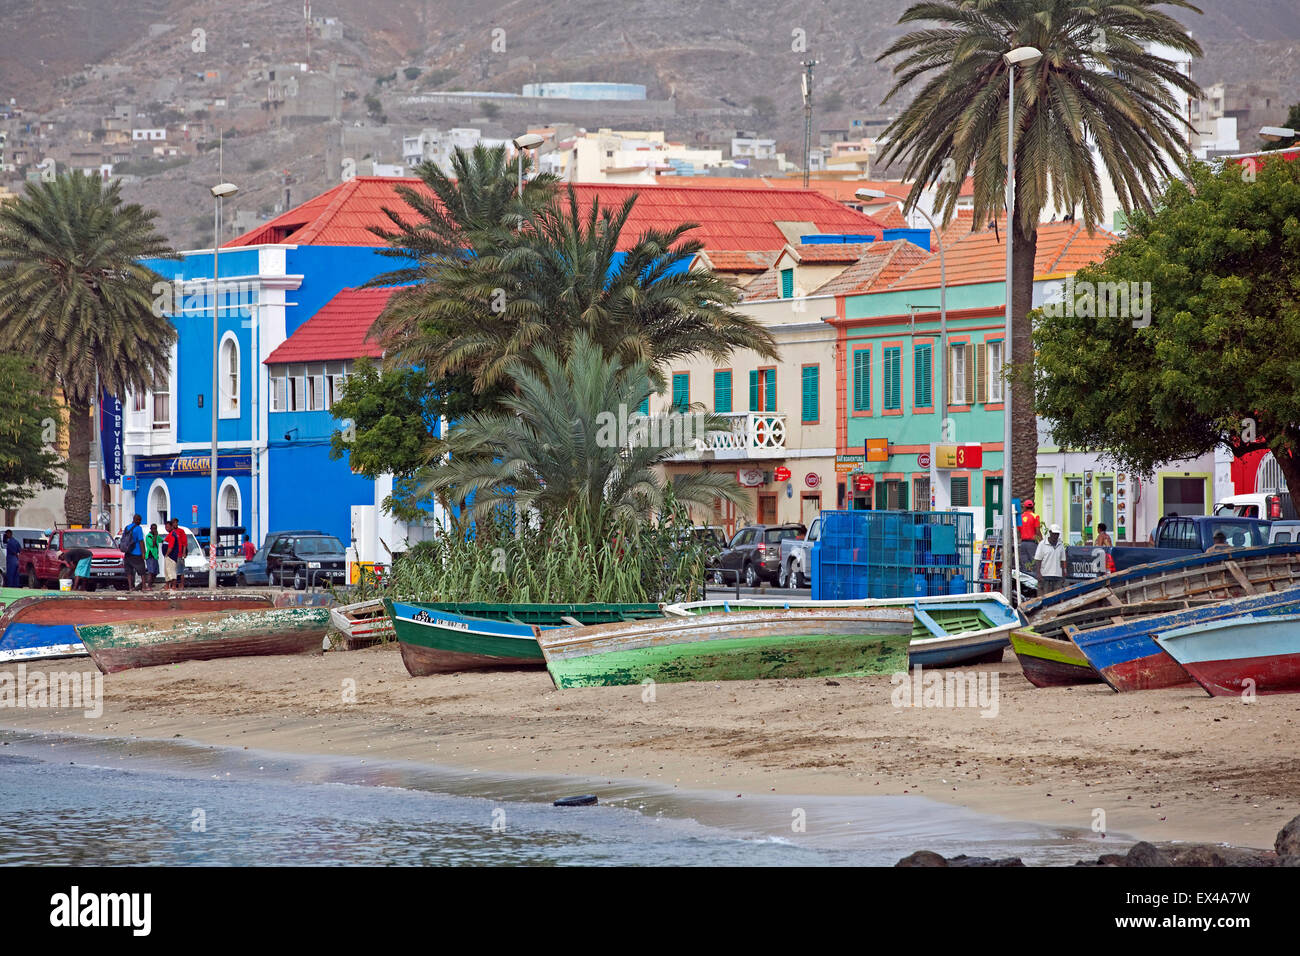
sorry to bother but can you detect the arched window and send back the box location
[147,480,170,526]
[219,478,241,529]
[219,333,240,418]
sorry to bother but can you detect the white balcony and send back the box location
[673,412,787,461]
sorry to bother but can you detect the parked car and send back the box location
[1063,515,1272,579]
[1268,520,1300,544]
[265,534,348,589]
[715,523,805,587]
[235,530,324,587]
[195,525,250,585]
[779,516,820,589]
[19,528,126,590]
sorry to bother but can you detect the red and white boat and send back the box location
[1154,612,1300,696]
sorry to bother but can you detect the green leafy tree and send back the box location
[395,185,777,396]
[424,333,746,540]
[0,355,64,511]
[0,173,176,524]
[877,0,1202,499]
[1031,156,1300,506]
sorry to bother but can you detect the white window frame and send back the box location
[151,363,171,431]
[987,340,1004,403]
[951,343,967,406]
[219,331,240,419]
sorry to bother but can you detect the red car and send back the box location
[19,529,126,590]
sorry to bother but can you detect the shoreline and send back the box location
[3,642,1298,850]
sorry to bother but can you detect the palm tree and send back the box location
[424,332,746,540]
[876,0,1202,498]
[366,143,559,354]
[0,173,176,524]
[391,185,778,395]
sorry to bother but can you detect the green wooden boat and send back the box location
[537,606,916,688]
[77,606,332,674]
[385,600,665,676]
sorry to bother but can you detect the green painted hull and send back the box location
[539,607,915,688]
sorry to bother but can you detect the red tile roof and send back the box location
[811,240,934,297]
[782,242,877,265]
[886,218,1116,291]
[227,177,886,252]
[263,286,394,365]
[698,249,777,272]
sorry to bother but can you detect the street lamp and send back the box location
[1001,45,1041,601]
[512,133,545,193]
[209,181,237,589]
[856,187,948,453]
[1259,126,1298,141]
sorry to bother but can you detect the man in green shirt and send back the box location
[143,522,162,591]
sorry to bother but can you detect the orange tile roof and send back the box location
[227,176,885,252]
[783,242,877,265]
[886,218,1116,291]
[812,240,934,297]
[872,203,908,229]
[699,249,777,272]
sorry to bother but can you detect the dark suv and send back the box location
[716,523,806,587]
[265,534,348,589]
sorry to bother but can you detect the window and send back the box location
[914,343,932,408]
[671,372,689,411]
[987,340,1003,402]
[780,268,794,298]
[801,365,819,423]
[853,348,870,412]
[749,368,775,412]
[883,346,901,410]
[714,370,732,413]
[950,343,967,405]
[219,334,239,417]
[270,361,352,412]
[951,476,970,507]
[151,366,170,430]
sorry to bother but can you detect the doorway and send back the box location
[758,493,777,525]
[800,492,820,526]
[984,477,1002,535]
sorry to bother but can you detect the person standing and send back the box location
[1094,522,1113,547]
[1034,523,1068,594]
[121,514,146,591]
[143,522,161,591]
[1018,499,1042,575]
[161,519,178,590]
[242,534,256,562]
[171,521,188,590]
[3,530,20,588]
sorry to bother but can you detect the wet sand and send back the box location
[4,643,1298,849]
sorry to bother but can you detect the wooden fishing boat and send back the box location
[1022,544,1300,624]
[386,601,665,676]
[76,606,332,674]
[0,590,282,664]
[1008,597,1222,688]
[664,593,1021,668]
[1155,612,1300,697]
[329,599,395,649]
[538,606,916,688]
[1068,586,1300,693]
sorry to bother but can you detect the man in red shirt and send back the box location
[1018,499,1042,573]
[242,534,256,562]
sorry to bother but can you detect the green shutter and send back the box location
[671,372,689,411]
[801,365,819,423]
[853,349,870,411]
[638,377,650,416]
[714,370,732,413]
[764,368,776,412]
[914,344,932,407]
[749,369,759,411]
[884,347,901,410]
[781,268,794,298]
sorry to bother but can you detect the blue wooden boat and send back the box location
[0,621,89,663]
[1067,585,1300,692]
[1155,612,1300,697]
[1022,543,1300,623]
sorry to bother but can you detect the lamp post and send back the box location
[1001,45,1042,601]
[512,133,545,193]
[855,188,947,447]
[209,182,238,589]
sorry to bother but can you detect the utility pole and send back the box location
[801,59,817,188]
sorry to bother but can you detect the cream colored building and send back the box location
[564,129,725,183]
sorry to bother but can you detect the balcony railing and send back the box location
[676,412,786,459]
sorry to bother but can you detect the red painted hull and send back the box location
[1181,653,1300,697]
[1098,650,1194,693]
[1,593,272,631]
[91,630,326,674]
[398,640,546,676]
[1016,653,1104,688]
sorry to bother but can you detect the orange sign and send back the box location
[865,438,889,462]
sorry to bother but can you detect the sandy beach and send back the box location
[4,644,1298,851]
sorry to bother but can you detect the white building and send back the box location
[401,127,507,174]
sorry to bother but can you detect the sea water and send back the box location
[0,729,1112,866]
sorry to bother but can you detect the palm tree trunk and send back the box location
[1010,220,1039,502]
[65,398,94,526]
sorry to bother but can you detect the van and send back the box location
[1268,520,1300,544]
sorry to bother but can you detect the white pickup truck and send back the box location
[778,516,820,589]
